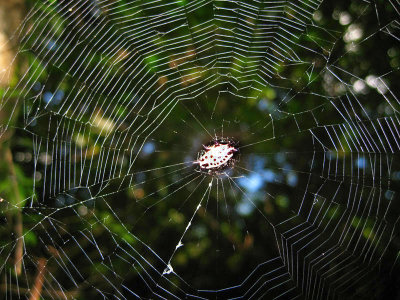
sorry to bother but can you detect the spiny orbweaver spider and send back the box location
[193,137,239,175]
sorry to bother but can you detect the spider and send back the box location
[193,137,239,175]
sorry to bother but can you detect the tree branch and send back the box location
[28,258,46,300]
[4,147,24,275]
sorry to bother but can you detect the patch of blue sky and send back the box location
[262,169,275,183]
[392,171,400,180]
[136,172,145,183]
[238,169,279,194]
[43,91,53,104]
[236,200,254,216]
[46,39,58,51]
[43,90,64,105]
[275,152,285,164]
[356,157,367,169]
[142,142,155,155]
[238,173,264,193]
[33,82,41,91]
[286,172,298,187]
[247,154,267,171]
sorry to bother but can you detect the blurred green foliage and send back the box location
[0,0,399,299]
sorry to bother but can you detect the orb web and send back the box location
[0,0,399,299]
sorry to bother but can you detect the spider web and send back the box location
[1,0,400,299]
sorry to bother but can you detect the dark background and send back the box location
[0,0,399,299]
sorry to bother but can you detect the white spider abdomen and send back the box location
[196,143,236,170]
